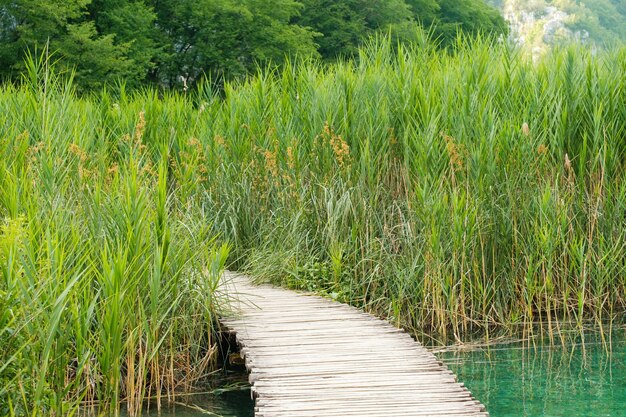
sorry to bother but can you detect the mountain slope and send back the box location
[487,0,626,52]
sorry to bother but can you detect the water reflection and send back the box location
[140,389,254,417]
[441,328,626,417]
[122,372,254,417]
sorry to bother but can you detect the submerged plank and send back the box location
[220,272,488,417]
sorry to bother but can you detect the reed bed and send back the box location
[1,38,625,415]
[0,55,229,416]
[219,39,626,344]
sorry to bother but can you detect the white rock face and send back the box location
[497,0,594,56]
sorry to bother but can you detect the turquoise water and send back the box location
[441,328,626,417]
[128,328,625,417]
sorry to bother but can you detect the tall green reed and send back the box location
[217,38,625,344]
[0,54,229,416]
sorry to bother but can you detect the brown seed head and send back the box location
[564,153,572,172]
[68,143,88,162]
[537,144,548,155]
[286,146,295,170]
[135,111,146,141]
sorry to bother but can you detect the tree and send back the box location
[0,0,509,90]
[298,0,506,59]
[0,0,153,89]
[405,0,440,24]
[149,0,319,88]
[296,0,367,59]
[433,0,507,44]
[297,0,414,59]
[88,0,161,87]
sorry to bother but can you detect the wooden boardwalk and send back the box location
[220,272,488,417]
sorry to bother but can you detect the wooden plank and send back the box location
[220,272,489,417]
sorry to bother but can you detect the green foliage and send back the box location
[0,0,139,89]
[296,0,506,59]
[89,0,161,87]
[0,53,229,416]
[0,0,507,89]
[432,0,507,44]
[565,0,626,45]
[297,0,377,59]
[150,0,319,87]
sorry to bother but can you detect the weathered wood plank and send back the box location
[220,272,488,417]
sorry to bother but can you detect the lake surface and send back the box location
[139,390,254,417]
[124,372,254,417]
[131,328,625,417]
[441,327,626,417]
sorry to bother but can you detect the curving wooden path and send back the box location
[220,272,488,417]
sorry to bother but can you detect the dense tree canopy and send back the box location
[150,0,319,88]
[0,0,507,89]
[296,0,506,59]
[0,0,140,88]
[433,0,506,41]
